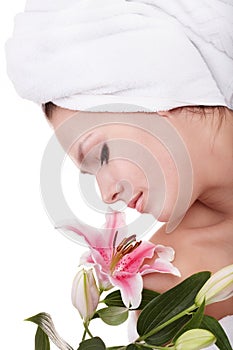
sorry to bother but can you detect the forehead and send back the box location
[50,106,156,132]
[50,107,160,154]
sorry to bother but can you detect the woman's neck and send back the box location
[170,107,233,230]
[176,199,232,231]
[198,108,233,222]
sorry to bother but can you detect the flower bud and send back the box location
[195,264,233,306]
[71,268,100,321]
[175,329,216,350]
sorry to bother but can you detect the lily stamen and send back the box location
[110,235,142,273]
[116,234,137,252]
[122,240,142,255]
[112,230,118,256]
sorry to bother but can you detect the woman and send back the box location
[42,102,233,321]
[5,0,233,333]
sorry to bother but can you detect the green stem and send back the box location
[137,304,196,342]
[106,347,126,350]
[136,343,174,350]
[83,322,94,338]
[82,329,87,341]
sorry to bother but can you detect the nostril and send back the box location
[112,192,119,201]
[102,192,119,204]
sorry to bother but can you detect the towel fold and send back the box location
[5,0,233,112]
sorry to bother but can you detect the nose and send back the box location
[102,189,120,204]
[100,182,123,204]
[96,172,123,205]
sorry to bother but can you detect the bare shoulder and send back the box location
[142,220,233,319]
[147,219,233,280]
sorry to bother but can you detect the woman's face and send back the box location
[49,107,187,223]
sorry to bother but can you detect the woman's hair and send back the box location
[42,102,227,132]
[42,101,57,120]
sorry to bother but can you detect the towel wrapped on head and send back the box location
[5,0,233,112]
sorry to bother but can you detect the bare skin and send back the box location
[143,205,233,319]
[143,108,233,319]
[46,105,233,319]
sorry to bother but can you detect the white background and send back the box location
[1,2,161,349]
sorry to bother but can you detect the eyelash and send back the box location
[100,143,109,166]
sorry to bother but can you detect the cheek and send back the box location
[143,146,180,221]
[99,159,147,185]
[156,166,179,222]
[163,157,179,200]
[116,159,146,182]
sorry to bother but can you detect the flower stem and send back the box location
[83,322,94,338]
[106,347,126,350]
[136,343,175,350]
[82,329,87,341]
[137,304,196,341]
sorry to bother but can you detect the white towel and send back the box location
[5,0,233,112]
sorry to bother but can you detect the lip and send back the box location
[127,192,143,212]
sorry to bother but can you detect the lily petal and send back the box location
[115,241,156,274]
[58,221,98,248]
[79,251,94,265]
[110,272,143,309]
[102,208,128,248]
[154,244,175,262]
[90,247,112,272]
[94,264,113,291]
[79,251,113,291]
[61,210,127,250]
[140,258,181,277]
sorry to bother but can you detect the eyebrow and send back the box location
[78,142,84,165]
[77,133,93,172]
[78,133,101,175]
[76,142,89,174]
[77,133,108,175]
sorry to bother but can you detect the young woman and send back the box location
[42,102,233,321]
[5,0,233,334]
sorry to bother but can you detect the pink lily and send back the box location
[59,209,180,309]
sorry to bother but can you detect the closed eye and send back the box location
[79,143,109,174]
[100,143,109,166]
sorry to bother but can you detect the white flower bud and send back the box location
[195,264,233,306]
[175,329,216,350]
[71,268,100,322]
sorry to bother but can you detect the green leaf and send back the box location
[201,315,232,350]
[126,345,148,350]
[173,299,205,341]
[137,289,160,310]
[146,314,191,346]
[78,337,106,350]
[91,312,100,320]
[35,326,50,350]
[106,347,126,350]
[98,306,128,326]
[103,289,159,309]
[103,290,125,308]
[25,312,73,350]
[137,271,210,337]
